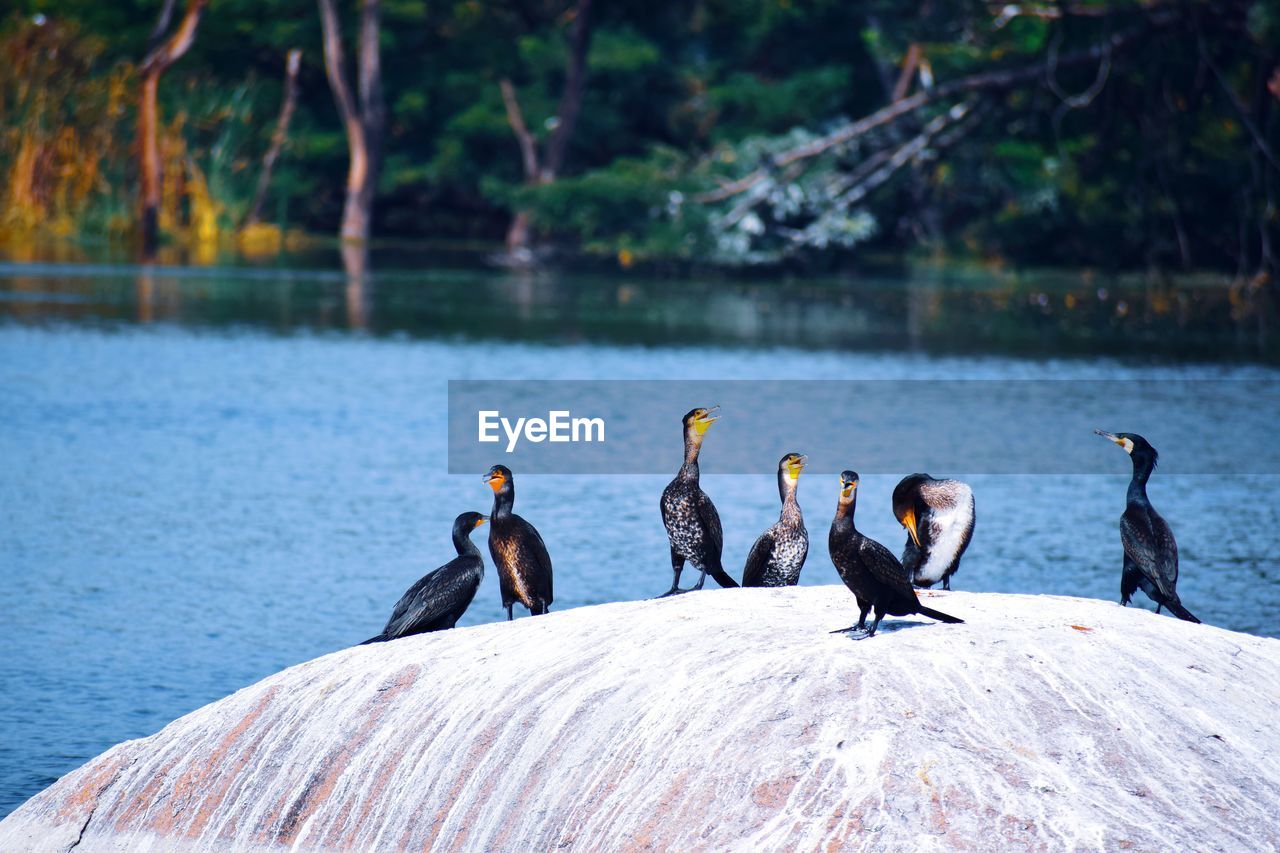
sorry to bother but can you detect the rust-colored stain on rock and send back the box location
[1,587,1278,852]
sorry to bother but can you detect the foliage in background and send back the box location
[0,0,1277,277]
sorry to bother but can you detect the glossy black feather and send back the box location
[830,472,961,636]
[741,529,776,588]
[485,465,553,618]
[361,512,486,644]
[1098,431,1200,623]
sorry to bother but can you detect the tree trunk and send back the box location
[498,0,596,255]
[499,78,541,253]
[541,0,594,182]
[863,13,941,245]
[138,73,161,254]
[137,0,207,257]
[244,49,303,227]
[318,0,384,244]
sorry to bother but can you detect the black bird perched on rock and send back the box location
[742,453,809,587]
[1095,430,1200,623]
[892,473,975,590]
[829,471,962,637]
[484,464,554,619]
[361,512,488,644]
[659,406,738,596]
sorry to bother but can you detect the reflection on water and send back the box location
[0,251,1275,361]
[1,251,1279,820]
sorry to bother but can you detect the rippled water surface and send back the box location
[2,257,1278,817]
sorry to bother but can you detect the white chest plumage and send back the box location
[916,484,974,584]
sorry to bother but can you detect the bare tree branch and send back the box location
[499,79,541,182]
[1199,37,1280,173]
[990,2,1168,29]
[145,0,178,55]
[138,0,207,255]
[695,13,1176,204]
[892,43,922,102]
[318,0,384,241]
[542,0,594,181]
[140,0,206,76]
[318,0,362,142]
[834,102,977,206]
[245,49,303,227]
[358,0,385,171]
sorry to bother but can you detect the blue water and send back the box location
[2,264,1278,818]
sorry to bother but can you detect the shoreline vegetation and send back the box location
[1,3,1277,279]
[3,243,1276,363]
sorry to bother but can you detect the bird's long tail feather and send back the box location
[708,564,739,589]
[359,634,390,645]
[1163,599,1201,624]
[917,605,963,624]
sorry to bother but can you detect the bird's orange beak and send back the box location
[485,472,505,492]
[901,507,921,547]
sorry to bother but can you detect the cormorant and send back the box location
[892,473,975,590]
[361,512,488,644]
[659,406,738,596]
[484,464,554,619]
[742,453,809,587]
[1095,430,1200,623]
[829,471,962,636]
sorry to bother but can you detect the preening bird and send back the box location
[484,464,554,619]
[1095,430,1200,623]
[361,512,487,644]
[892,473,975,590]
[828,471,962,637]
[742,452,809,587]
[659,406,738,596]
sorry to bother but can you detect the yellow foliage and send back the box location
[237,222,283,258]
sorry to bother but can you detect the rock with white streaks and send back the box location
[3,587,1279,852]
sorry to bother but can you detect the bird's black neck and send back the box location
[832,493,857,533]
[491,487,515,519]
[679,429,704,481]
[452,527,481,557]
[1127,454,1156,505]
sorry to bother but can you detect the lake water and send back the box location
[2,253,1278,818]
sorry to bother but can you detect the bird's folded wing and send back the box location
[383,561,476,637]
[1119,513,1179,598]
[742,530,775,587]
[522,520,554,601]
[863,538,915,596]
[697,490,724,555]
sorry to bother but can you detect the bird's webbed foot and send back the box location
[657,587,688,598]
[830,623,870,635]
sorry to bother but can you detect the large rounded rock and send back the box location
[3,587,1278,851]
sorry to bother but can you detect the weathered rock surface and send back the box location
[3,586,1278,852]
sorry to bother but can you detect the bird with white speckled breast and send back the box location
[742,452,809,587]
[659,406,738,596]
